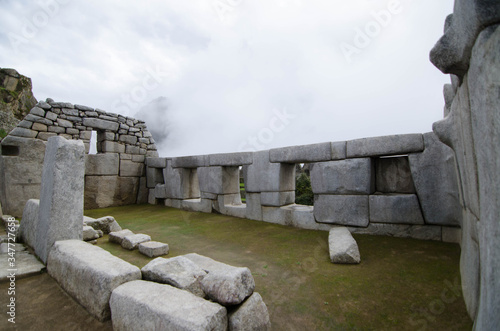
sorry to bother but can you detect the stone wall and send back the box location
[430,0,500,328]
[145,132,462,243]
[0,99,158,217]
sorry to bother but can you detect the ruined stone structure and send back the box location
[0,99,158,217]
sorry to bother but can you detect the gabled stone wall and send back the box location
[0,99,158,217]
[145,132,462,243]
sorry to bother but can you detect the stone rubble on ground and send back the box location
[138,241,169,257]
[109,229,134,245]
[83,215,122,234]
[121,233,151,250]
[328,227,361,264]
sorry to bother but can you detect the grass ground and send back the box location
[83,204,472,331]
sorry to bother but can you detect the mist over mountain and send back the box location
[134,96,171,148]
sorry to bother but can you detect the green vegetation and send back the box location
[240,180,246,203]
[0,128,7,139]
[295,172,314,205]
[85,205,472,330]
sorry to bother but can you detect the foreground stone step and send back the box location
[47,240,141,321]
[0,251,45,281]
[138,241,169,257]
[121,233,151,250]
[110,280,228,331]
[184,253,255,306]
[328,227,361,264]
[141,256,207,297]
[228,292,271,331]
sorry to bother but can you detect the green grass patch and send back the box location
[85,204,472,330]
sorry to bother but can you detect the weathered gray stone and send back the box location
[314,195,369,227]
[154,184,167,199]
[48,125,65,133]
[269,142,332,163]
[125,144,140,154]
[30,106,46,117]
[181,198,213,213]
[375,156,415,193]
[331,141,347,160]
[228,292,271,331]
[47,240,141,322]
[83,225,99,241]
[346,134,424,158]
[45,111,58,121]
[0,251,45,281]
[35,136,85,264]
[1,242,26,254]
[18,199,39,249]
[37,101,51,110]
[99,141,125,154]
[261,206,287,225]
[84,215,121,234]
[74,104,94,111]
[184,253,256,306]
[369,194,424,225]
[146,157,167,168]
[82,118,119,131]
[409,133,461,226]
[459,211,480,319]
[164,162,200,200]
[311,158,374,194]
[66,128,79,135]
[442,227,462,244]
[26,114,53,125]
[109,229,134,245]
[32,122,48,131]
[245,193,262,221]
[141,256,207,297]
[131,154,145,163]
[56,118,73,128]
[198,166,240,195]
[328,227,360,264]
[84,176,139,209]
[17,120,33,129]
[349,223,442,241]
[429,0,500,77]
[9,127,38,138]
[172,155,208,168]
[110,280,228,331]
[119,159,144,177]
[37,132,57,141]
[243,151,295,193]
[121,233,151,250]
[260,191,294,207]
[209,152,253,166]
[467,25,500,330]
[138,241,169,257]
[85,153,119,176]
[62,108,79,116]
[281,204,333,231]
[119,134,138,145]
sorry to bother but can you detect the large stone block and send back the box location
[243,150,295,193]
[109,229,134,245]
[100,141,126,153]
[375,156,415,193]
[121,233,151,250]
[146,166,165,188]
[9,127,38,138]
[429,0,500,77]
[331,141,347,160]
[269,142,332,163]
[245,193,262,221]
[138,241,169,258]
[260,191,294,207]
[228,292,271,331]
[110,280,228,331]
[184,253,255,306]
[328,227,360,264]
[181,198,213,214]
[172,155,208,168]
[198,166,240,195]
[35,136,85,263]
[209,152,253,166]
[281,205,333,231]
[18,199,39,249]
[369,194,424,225]
[467,25,500,330]
[120,159,144,177]
[409,133,461,226]
[85,153,119,176]
[82,117,119,131]
[349,223,442,241]
[164,162,200,200]
[47,240,141,322]
[310,158,374,195]
[84,176,139,209]
[346,134,424,158]
[141,256,207,297]
[83,215,122,234]
[314,195,369,227]
[146,157,167,168]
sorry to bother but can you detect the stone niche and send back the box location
[0,99,158,216]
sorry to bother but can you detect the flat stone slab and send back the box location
[369,194,425,225]
[109,229,134,245]
[110,280,228,331]
[346,134,424,158]
[138,241,169,257]
[121,233,151,250]
[184,253,255,306]
[228,292,272,331]
[0,251,46,281]
[328,227,361,264]
[1,243,26,254]
[314,195,369,227]
[47,240,141,322]
[141,256,207,297]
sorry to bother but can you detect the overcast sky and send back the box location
[0,0,453,157]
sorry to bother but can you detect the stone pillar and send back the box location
[35,136,85,264]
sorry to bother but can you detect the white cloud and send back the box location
[0,0,453,157]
